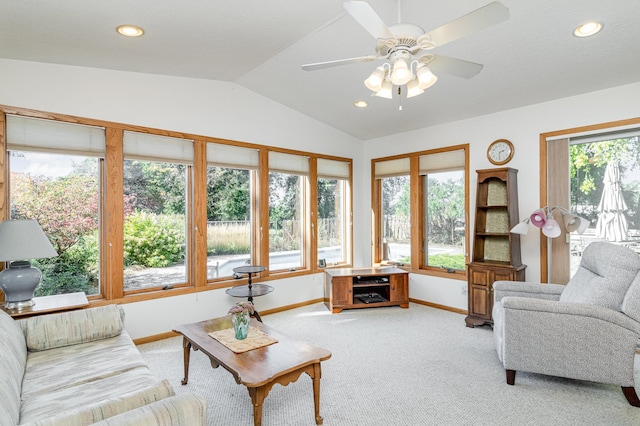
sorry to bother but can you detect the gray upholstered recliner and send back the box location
[492,241,640,407]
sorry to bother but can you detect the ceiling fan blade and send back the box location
[302,55,379,71]
[428,55,483,79]
[343,1,397,41]
[423,2,509,48]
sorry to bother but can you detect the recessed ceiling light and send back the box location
[354,100,368,108]
[574,21,602,37]
[116,25,145,37]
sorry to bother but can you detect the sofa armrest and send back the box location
[92,393,207,426]
[493,281,564,304]
[18,305,124,351]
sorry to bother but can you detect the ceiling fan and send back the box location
[302,1,509,100]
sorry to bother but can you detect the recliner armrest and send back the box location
[493,281,564,303]
[501,296,640,334]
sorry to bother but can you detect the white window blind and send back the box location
[7,115,105,157]
[318,158,350,180]
[123,131,193,164]
[374,158,410,178]
[207,142,259,170]
[419,149,465,175]
[269,152,309,175]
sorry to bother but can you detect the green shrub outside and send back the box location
[124,212,184,268]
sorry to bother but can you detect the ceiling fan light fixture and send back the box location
[417,65,437,89]
[364,66,386,92]
[406,78,424,98]
[390,59,412,86]
[375,80,393,99]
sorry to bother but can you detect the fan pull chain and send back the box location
[398,86,403,111]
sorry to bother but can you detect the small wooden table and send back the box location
[1,292,89,318]
[173,316,331,426]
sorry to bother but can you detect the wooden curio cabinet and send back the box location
[465,168,526,328]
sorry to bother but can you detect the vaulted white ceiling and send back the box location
[1,0,639,140]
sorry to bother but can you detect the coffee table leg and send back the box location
[312,362,323,425]
[181,337,192,385]
[247,387,266,426]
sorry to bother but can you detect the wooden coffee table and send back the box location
[173,316,331,426]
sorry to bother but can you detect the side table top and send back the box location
[226,284,274,298]
[1,292,89,318]
[233,265,267,275]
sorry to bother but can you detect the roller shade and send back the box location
[269,152,309,175]
[124,131,193,164]
[419,149,465,175]
[318,158,350,180]
[374,158,410,178]
[7,115,105,157]
[207,142,259,170]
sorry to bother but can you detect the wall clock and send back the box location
[487,139,514,165]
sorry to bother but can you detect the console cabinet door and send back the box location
[332,277,351,306]
[389,274,408,303]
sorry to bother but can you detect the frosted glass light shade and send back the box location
[406,78,424,98]
[364,66,385,92]
[510,220,530,235]
[390,59,411,85]
[417,66,438,89]
[375,80,393,99]
[542,218,561,238]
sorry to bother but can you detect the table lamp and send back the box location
[0,220,58,310]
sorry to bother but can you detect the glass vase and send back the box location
[232,312,250,340]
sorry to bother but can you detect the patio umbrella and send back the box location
[595,161,628,241]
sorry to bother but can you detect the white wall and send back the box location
[0,58,361,338]
[363,81,640,311]
[3,58,640,336]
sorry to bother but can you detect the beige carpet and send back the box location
[139,303,640,425]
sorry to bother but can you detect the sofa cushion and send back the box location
[19,331,157,424]
[559,242,640,310]
[0,309,27,426]
[19,304,123,351]
[20,379,175,426]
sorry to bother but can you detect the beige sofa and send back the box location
[0,304,206,425]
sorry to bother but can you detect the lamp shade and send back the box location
[541,218,561,238]
[510,219,530,235]
[0,220,58,262]
[562,213,581,232]
[530,209,547,228]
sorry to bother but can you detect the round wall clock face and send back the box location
[487,139,514,165]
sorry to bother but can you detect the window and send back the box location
[372,145,469,275]
[374,158,411,264]
[206,143,259,279]
[269,152,309,271]
[123,131,193,291]
[540,119,640,284]
[420,149,466,271]
[317,158,351,266]
[6,115,105,297]
[1,106,354,303]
